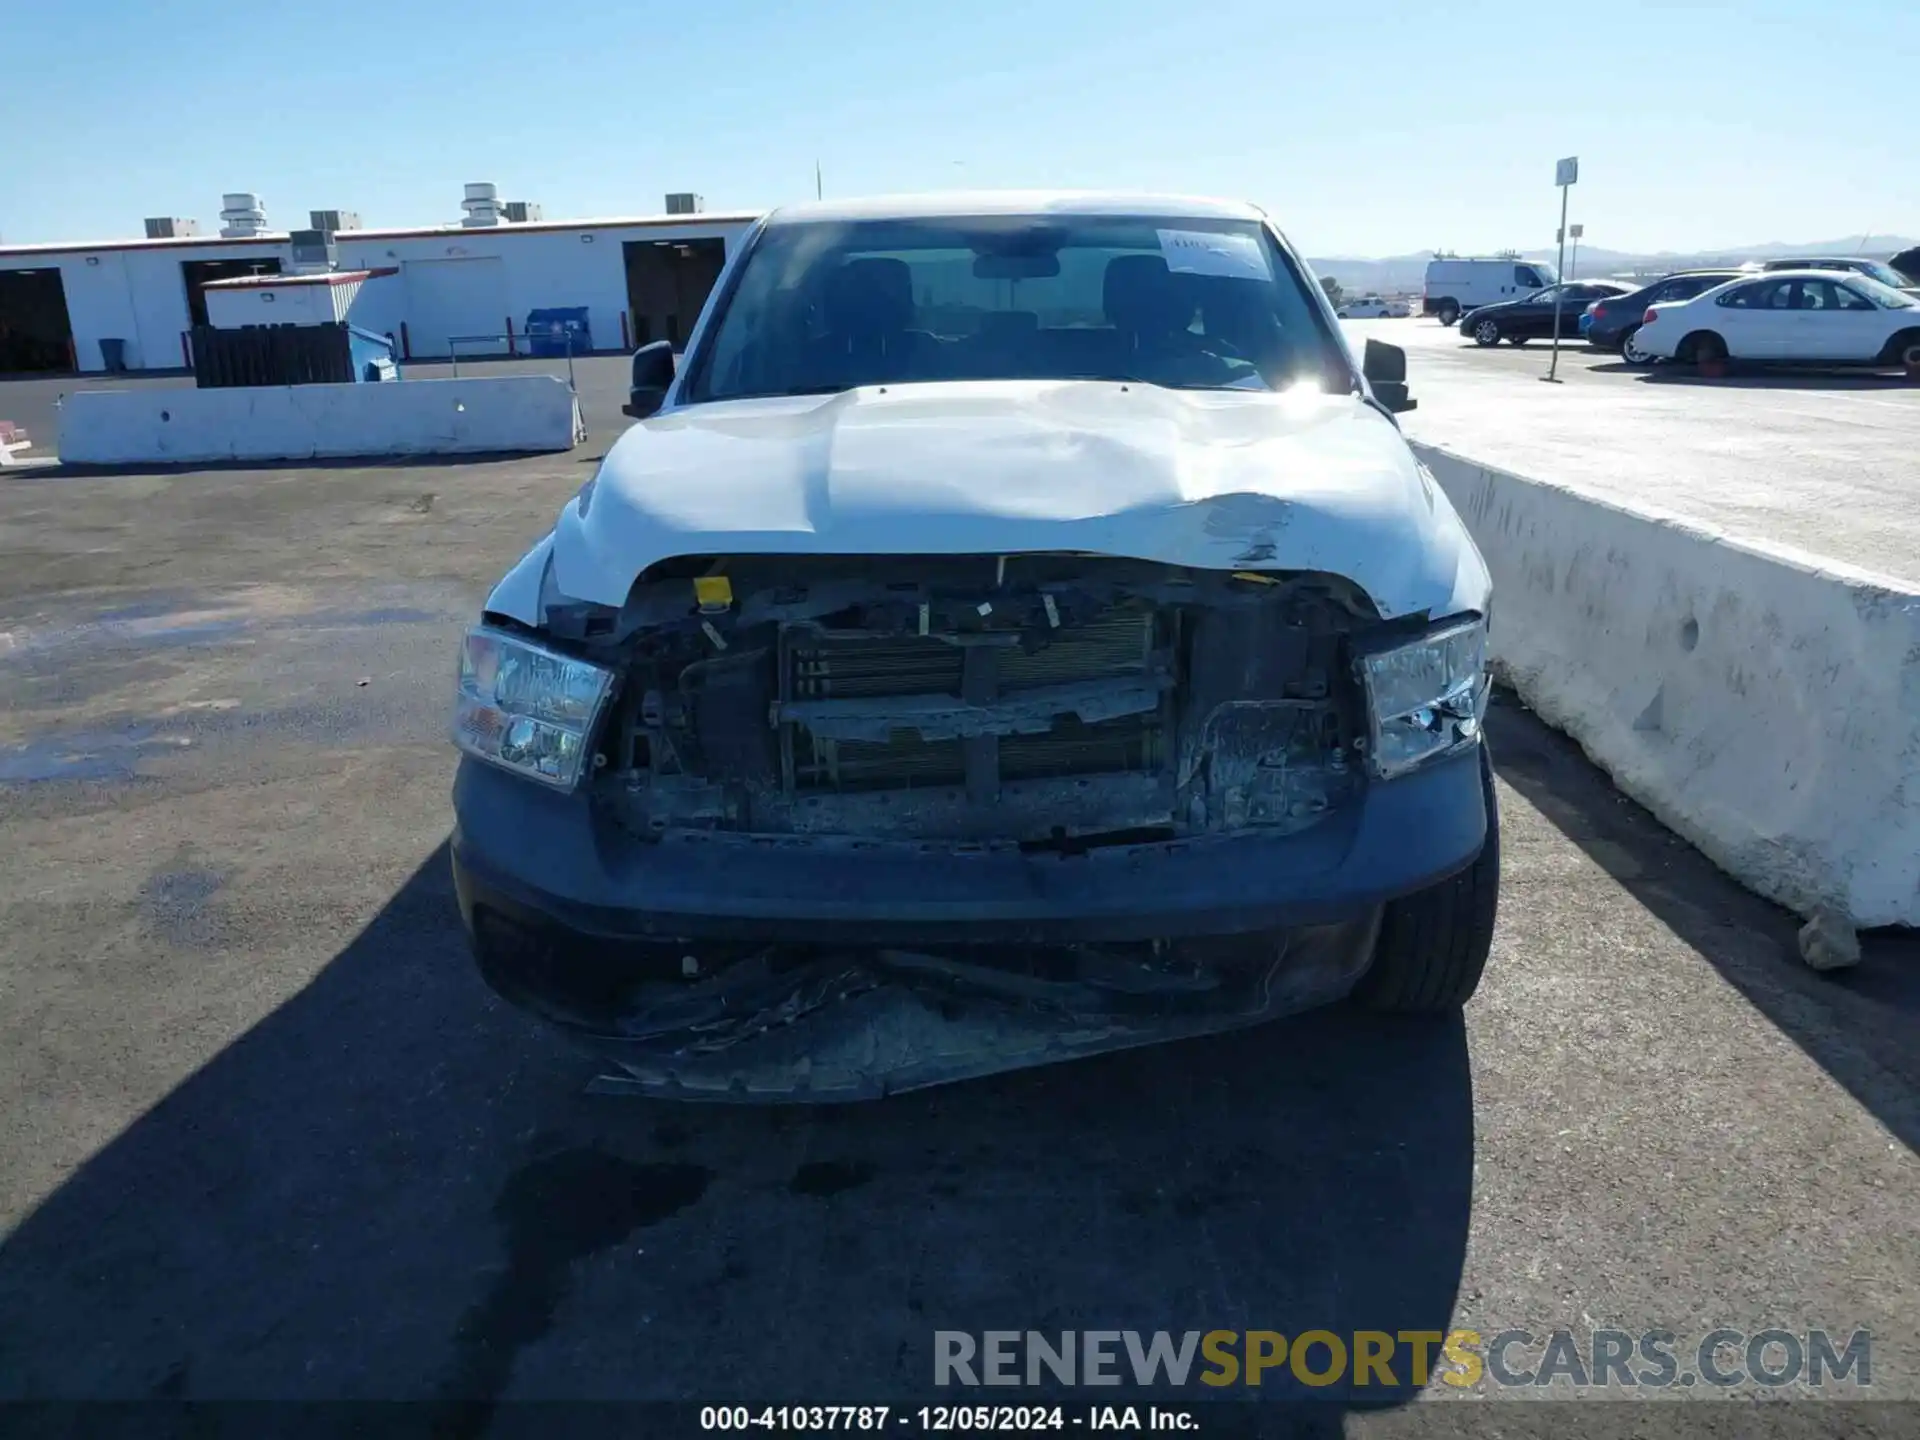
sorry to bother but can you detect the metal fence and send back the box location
[189,324,358,388]
[444,330,580,393]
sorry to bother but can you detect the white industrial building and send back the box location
[0,185,758,374]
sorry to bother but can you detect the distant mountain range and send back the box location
[1305,236,1920,294]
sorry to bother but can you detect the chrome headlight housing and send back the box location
[452,626,615,790]
[1355,617,1490,779]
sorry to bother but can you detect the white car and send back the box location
[452,192,1498,1099]
[1338,295,1411,319]
[1636,269,1920,372]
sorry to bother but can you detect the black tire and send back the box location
[1437,301,1460,326]
[1620,326,1654,366]
[1681,331,1727,370]
[1878,327,1920,375]
[1353,748,1499,1012]
[1472,317,1502,346]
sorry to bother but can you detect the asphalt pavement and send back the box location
[1344,317,1920,584]
[0,441,1914,1430]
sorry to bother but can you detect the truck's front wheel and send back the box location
[1352,748,1500,1012]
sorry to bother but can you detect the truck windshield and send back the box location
[683,215,1351,403]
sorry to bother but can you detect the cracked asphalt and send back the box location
[0,394,1914,1437]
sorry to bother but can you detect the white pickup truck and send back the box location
[452,191,1498,1100]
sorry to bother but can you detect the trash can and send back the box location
[524,307,591,358]
[100,338,128,373]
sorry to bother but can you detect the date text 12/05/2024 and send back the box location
[700,1407,1194,1431]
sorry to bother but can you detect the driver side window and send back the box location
[1719,280,1784,309]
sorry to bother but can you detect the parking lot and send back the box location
[0,373,1915,1427]
[1343,318,1920,582]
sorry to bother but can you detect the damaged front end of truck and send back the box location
[451,546,1489,1100]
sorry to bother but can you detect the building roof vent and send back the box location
[665,192,704,215]
[220,193,268,238]
[145,217,202,239]
[461,182,503,228]
[309,209,363,234]
[289,229,339,274]
[503,200,544,223]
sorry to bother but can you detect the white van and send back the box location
[1423,257,1558,325]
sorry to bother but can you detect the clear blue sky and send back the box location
[3,0,1915,256]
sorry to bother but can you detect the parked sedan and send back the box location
[1635,270,1920,374]
[1460,282,1632,347]
[1338,295,1411,318]
[1584,271,1742,362]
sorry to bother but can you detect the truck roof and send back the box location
[766,191,1269,225]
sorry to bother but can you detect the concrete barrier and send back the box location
[1416,442,1920,929]
[58,377,585,465]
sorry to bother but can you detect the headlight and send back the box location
[452,626,615,790]
[1356,617,1489,779]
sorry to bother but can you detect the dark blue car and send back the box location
[1584,271,1742,363]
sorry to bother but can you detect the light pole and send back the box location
[1570,223,1583,280]
[1544,156,1578,384]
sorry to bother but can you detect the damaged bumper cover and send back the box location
[450,744,1489,1098]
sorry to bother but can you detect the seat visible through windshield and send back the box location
[686,215,1348,402]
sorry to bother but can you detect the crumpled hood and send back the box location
[531,380,1488,622]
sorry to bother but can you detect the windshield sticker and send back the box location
[1157,229,1272,281]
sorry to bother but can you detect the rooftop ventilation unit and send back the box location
[289,229,339,274]
[665,192,704,215]
[461,182,503,227]
[144,217,202,239]
[219,193,268,238]
[309,209,362,233]
[503,200,544,223]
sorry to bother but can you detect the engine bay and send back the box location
[539,554,1382,847]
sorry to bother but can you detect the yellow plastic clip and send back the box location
[1231,571,1280,586]
[694,575,734,614]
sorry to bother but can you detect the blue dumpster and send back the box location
[348,326,400,382]
[524,307,591,357]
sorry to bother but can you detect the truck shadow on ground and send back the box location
[1486,698,1920,1155]
[0,854,1472,1430]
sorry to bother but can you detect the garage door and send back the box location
[402,258,509,358]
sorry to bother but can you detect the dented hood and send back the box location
[534,381,1488,621]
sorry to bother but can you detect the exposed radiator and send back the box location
[785,606,1164,792]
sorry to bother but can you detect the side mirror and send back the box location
[1362,338,1416,414]
[622,340,676,419]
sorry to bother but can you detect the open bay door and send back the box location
[402,258,509,358]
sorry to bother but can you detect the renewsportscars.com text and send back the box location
[933,1328,1872,1390]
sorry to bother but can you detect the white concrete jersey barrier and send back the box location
[1415,443,1920,929]
[58,377,585,465]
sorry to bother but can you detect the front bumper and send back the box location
[451,746,1489,1097]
